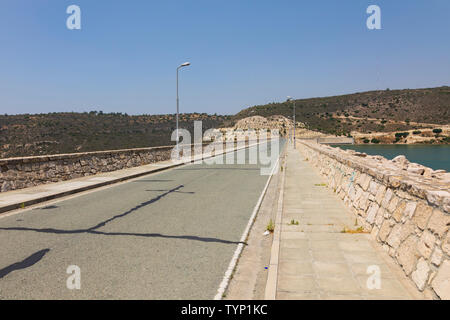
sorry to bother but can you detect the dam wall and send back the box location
[298,140,450,299]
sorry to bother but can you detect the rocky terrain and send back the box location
[351,126,450,145]
[232,86,450,140]
[232,115,304,135]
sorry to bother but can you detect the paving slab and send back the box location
[272,144,424,300]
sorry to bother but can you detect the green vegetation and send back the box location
[266,219,275,233]
[288,219,299,225]
[371,138,380,144]
[395,132,410,138]
[232,86,450,136]
[394,132,409,142]
[0,112,230,158]
[2,87,449,158]
[341,226,367,234]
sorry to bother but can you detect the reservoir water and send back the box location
[331,144,450,172]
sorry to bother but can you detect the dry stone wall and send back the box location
[0,140,261,193]
[0,146,176,192]
[299,140,450,300]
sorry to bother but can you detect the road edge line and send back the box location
[214,143,284,300]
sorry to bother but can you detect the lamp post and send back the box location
[287,96,296,149]
[176,62,191,151]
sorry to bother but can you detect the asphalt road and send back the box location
[0,140,283,299]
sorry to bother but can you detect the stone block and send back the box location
[382,188,393,208]
[411,258,431,291]
[403,201,417,220]
[443,232,450,256]
[358,192,370,211]
[412,202,433,230]
[387,195,400,214]
[357,173,370,190]
[392,201,406,222]
[366,202,379,225]
[375,207,385,227]
[375,185,386,205]
[431,260,450,300]
[427,209,450,238]
[431,248,443,267]
[426,190,450,210]
[417,230,436,259]
[378,220,392,242]
[396,235,419,275]
[368,180,380,195]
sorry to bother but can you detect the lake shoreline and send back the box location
[331,144,450,171]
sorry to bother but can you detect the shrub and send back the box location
[433,128,443,134]
[266,219,275,232]
[363,139,370,144]
[395,132,409,138]
[371,138,380,144]
[413,130,422,135]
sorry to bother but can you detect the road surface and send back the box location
[0,141,282,299]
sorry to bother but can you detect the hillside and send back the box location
[0,112,230,158]
[230,86,450,136]
[2,87,449,158]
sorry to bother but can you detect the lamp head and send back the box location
[180,62,191,67]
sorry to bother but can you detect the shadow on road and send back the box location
[0,184,245,246]
[0,249,50,279]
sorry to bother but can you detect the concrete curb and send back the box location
[264,149,287,300]
[0,143,259,215]
[213,144,285,300]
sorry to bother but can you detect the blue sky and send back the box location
[1,0,449,115]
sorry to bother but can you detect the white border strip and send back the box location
[264,153,286,300]
[213,148,283,300]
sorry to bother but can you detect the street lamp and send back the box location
[176,62,191,151]
[287,96,296,149]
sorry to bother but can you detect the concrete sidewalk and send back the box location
[269,145,423,300]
